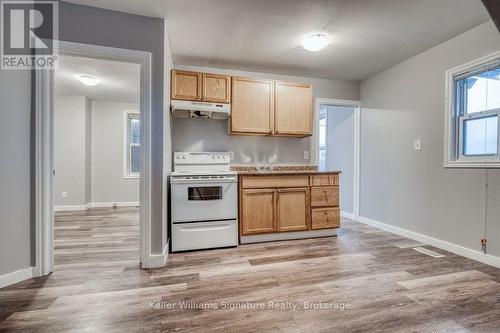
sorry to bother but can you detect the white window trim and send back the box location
[444,50,500,168]
[123,110,140,178]
[318,107,328,171]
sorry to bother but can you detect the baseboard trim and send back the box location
[55,201,139,212]
[90,201,140,208]
[0,267,34,289]
[358,216,500,269]
[54,203,90,212]
[241,228,338,244]
[340,211,355,220]
[148,242,169,269]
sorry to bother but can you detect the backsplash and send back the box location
[171,118,313,164]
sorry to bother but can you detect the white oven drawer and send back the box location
[172,220,238,252]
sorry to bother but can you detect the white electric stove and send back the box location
[170,152,238,252]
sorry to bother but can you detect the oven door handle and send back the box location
[180,224,233,232]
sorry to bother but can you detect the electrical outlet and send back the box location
[303,151,309,160]
[62,192,68,199]
[228,151,234,161]
[414,139,422,151]
[481,239,487,254]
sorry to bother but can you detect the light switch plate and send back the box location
[414,139,422,151]
[303,151,309,160]
[62,192,68,198]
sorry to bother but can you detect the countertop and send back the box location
[235,170,342,176]
[230,165,341,176]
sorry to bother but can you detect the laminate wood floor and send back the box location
[2,207,500,332]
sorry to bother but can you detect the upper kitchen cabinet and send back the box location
[171,70,202,101]
[274,81,313,137]
[202,73,231,103]
[230,77,274,134]
[171,70,231,103]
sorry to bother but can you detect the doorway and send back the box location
[34,41,153,276]
[314,98,360,221]
[52,54,141,268]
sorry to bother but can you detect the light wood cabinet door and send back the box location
[241,189,276,235]
[230,77,274,134]
[274,81,312,136]
[202,73,231,103]
[277,188,310,232]
[311,208,340,230]
[171,70,202,101]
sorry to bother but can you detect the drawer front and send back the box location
[241,175,309,189]
[310,174,339,186]
[311,208,340,230]
[172,220,238,252]
[311,186,339,207]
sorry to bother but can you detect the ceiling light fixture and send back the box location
[302,34,330,52]
[77,74,100,86]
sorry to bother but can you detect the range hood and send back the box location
[171,100,230,119]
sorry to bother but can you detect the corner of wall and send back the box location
[163,20,174,252]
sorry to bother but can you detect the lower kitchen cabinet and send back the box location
[239,173,340,237]
[277,188,310,232]
[241,189,276,235]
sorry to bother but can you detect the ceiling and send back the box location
[55,55,140,102]
[64,0,490,81]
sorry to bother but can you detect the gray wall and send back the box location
[163,28,174,246]
[360,21,500,257]
[0,71,32,275]
[54,98,139,206]
[53,1,165,253]
[54,94,88,206]
[325,105,356,214]
[91,101,139,203]
[172,65,360,164]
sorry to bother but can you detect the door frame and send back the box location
[34,40,153,276]
[313,98,361,221]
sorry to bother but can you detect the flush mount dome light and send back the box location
[77,74,100,86]
[302,34,329,52]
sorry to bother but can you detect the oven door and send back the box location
[171,178,237,222]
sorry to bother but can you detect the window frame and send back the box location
[123,110,140,178]
[444,51,500,168]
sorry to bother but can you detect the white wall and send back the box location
[91,100,140,203]
[0,71,32,275]
[54,95,88,206]
[172,65,360,165]
[325,105,356,214]
[360,21,500,258]
[85,97,92,204]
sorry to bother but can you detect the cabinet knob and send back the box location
[323,211,328,215]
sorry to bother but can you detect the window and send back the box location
[318,108,327,171]
[123,111,140,178]
[445,52,500,167]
